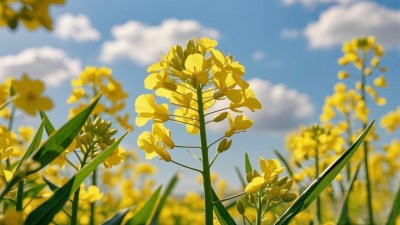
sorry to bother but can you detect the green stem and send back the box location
[315,147,322,223]
[360,59,374,225]
[196,86,214,225]
[256,192,263,225]
[90,169,97,225]
[6,105,16,169]
[16,181,23,211]
[71,188,80,225]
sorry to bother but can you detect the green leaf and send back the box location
[245,152,252,174]
[386,182,400,225]
[212,189,236,225]
[39,111,56,136]
[24,131,128,225]
[235,167,246,189]
[126,186,162,225]
[42,176,60,192]
[274,150,294,178]
[150,173,180,225]
[101,208,131,225]
[274,120,374,225]
[23,183,47,199]
[337,163,361,225]
[14,120,45,172]
[29,95,101,174]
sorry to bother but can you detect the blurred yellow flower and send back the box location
[12,74,53,116]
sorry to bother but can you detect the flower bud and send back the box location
[214,112,228,122]
[246,173,253,183]
[281,179,293,190]
[282,193,297,202]
[278,176,288,186]
[236,200,245,215]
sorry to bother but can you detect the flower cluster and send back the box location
[0,0,65,30]
[69,66,133,131]
[239,157,297,223]
[135,37,261,161]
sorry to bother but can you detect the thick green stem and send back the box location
[196,86,214,225]
[360,60,375,225]
[315,147,322,223]
[71,188,81,225]
[16,181,24,211]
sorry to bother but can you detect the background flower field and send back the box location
[0,0,399,225]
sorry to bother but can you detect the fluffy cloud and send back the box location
[252,51,265,61]
[280,28,302,40]
[100,19,220,65]
[0,47,81,87]
[55,13,101,42]
[281,0,353,8]
[305,2,400,49]
[210,78,314,134]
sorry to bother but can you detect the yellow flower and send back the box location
[12,74,53,116]
[225,114,253,137]
[0,209,24,225]
[137,123,173,161]
[373,75,387,88]
[0,136,13,160]
[135,94,169,126]
[184,53,210,85]
[18,126,34,142]
[104,147,126,168]
[79,184,103,203]
[245,176,266,193]
[259,157,285,181]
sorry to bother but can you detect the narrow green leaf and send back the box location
[29,95,101,174]
[386,182,400,225]
[0,96,16,111]
[101,208,131,225]
[150,173,180,225]
[14,120,45,172]
[235,167,246,189]
[39,111,56,135]
[24,131,128,225]
[274,150,294,178]
[274,120,374,225]
[126,186,162,225]
[337,163,361,225]
[42,176,60,192]
[245,152,252,174]
[212,189,236,225]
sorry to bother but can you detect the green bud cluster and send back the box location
[77,117,117,155]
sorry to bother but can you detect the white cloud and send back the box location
[55,13,100,42]
[252,51,265,61]
[280,28,302,40]
[281,0,354,8]
[209,78,314,134]
[100,19,220,65]
[305,2,400,49]
[0,47,81,87]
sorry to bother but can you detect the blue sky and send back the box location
[1,0,400,192]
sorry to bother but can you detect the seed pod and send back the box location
[214,112,228,122]
[236,200,245,215]
[282,193,297,202]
